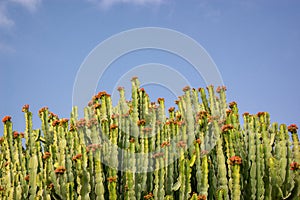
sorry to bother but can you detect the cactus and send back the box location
[0,77,299,199]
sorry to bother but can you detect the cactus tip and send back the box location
[72,154,82,161]
[168,107,175,112]
[182,85,191,92]
[290,162,300,170]
[38,107,48,115]
[221,124,234,133]
[288,124,298,133]
[0,137,4,144]
[157,97,165,104]
[131,76,138,81]
[13,131,19,139]
[54,166,66,174]
[229,101,237,109]
[137,119,146,126]
[257,112,265,117]
[2,115,11,123]
[229,156,242,165]
[43,152,51,160]
[22,104,29,112]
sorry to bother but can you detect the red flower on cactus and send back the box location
[72,154,82,161]
[176,140,186,148]
[88,101,93,107]
[144,192,154,199]
[69,124,76,132]
[59,118,69,126]
[87,118,98,128]
[13,131,19,139]
[221,124,234,132]
[129,137,135,143]
[107,176,117,183]
[2,116,11,123]
[52,120,60,127]
[257,112,265,117]
[111,114,119,119]
[0,137,4,144]
[226,109,232,115]
[43,152,51,160]
[49,112,58,120]
[288,124,298,133]
[93,103,101,109]
[117,86,124,91]
[176,120,185,126]
[22,104,29,112]
[137,119,146,126]
[168,107,175,112]
[86,144,101,152]
[47,183,54,190]
[182,85,190,92]
[110,124,118,130]
[96,91,107,99]
[198,194,207,200]
[198,87,205,92]
[229,101,237,109]
[194,138,201,144]
[24,175,30,181]
[176,113,182,120]
[242,112,250,117]
[76,119,86,128]
[161,141,170,148]
[54,166,66,174]
[38,107,48,115]
[290,162,300,171]
[198,111,208,117]
[153,152,164,158]
[131,76,138,81]
[157,98,164,104]
[216,86,227,93]
[229,156,242,165]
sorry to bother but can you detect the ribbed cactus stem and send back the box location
[28,155,38,200]
[198,88,210,113]
[94,148,105,200]
[229,156,242,200]
[183,87,196,158]
[1,78,300,199]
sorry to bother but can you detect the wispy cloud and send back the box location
[0,4,14,28]
[9,0,41,12]
[0,0,41,28]
[0,42,15,53]
[88,0,165,9]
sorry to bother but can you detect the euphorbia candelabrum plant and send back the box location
[0,77,299,200]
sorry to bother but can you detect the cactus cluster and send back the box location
[0,77,299,199]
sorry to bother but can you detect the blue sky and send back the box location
[0,0,300,133]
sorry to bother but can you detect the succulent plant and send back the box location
[0,78,299,199]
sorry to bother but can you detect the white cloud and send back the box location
[0,0,41,28]
[0,4,14,28]
[9,0,41,12]
[89,0,165,9]
[0,42,15,53]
